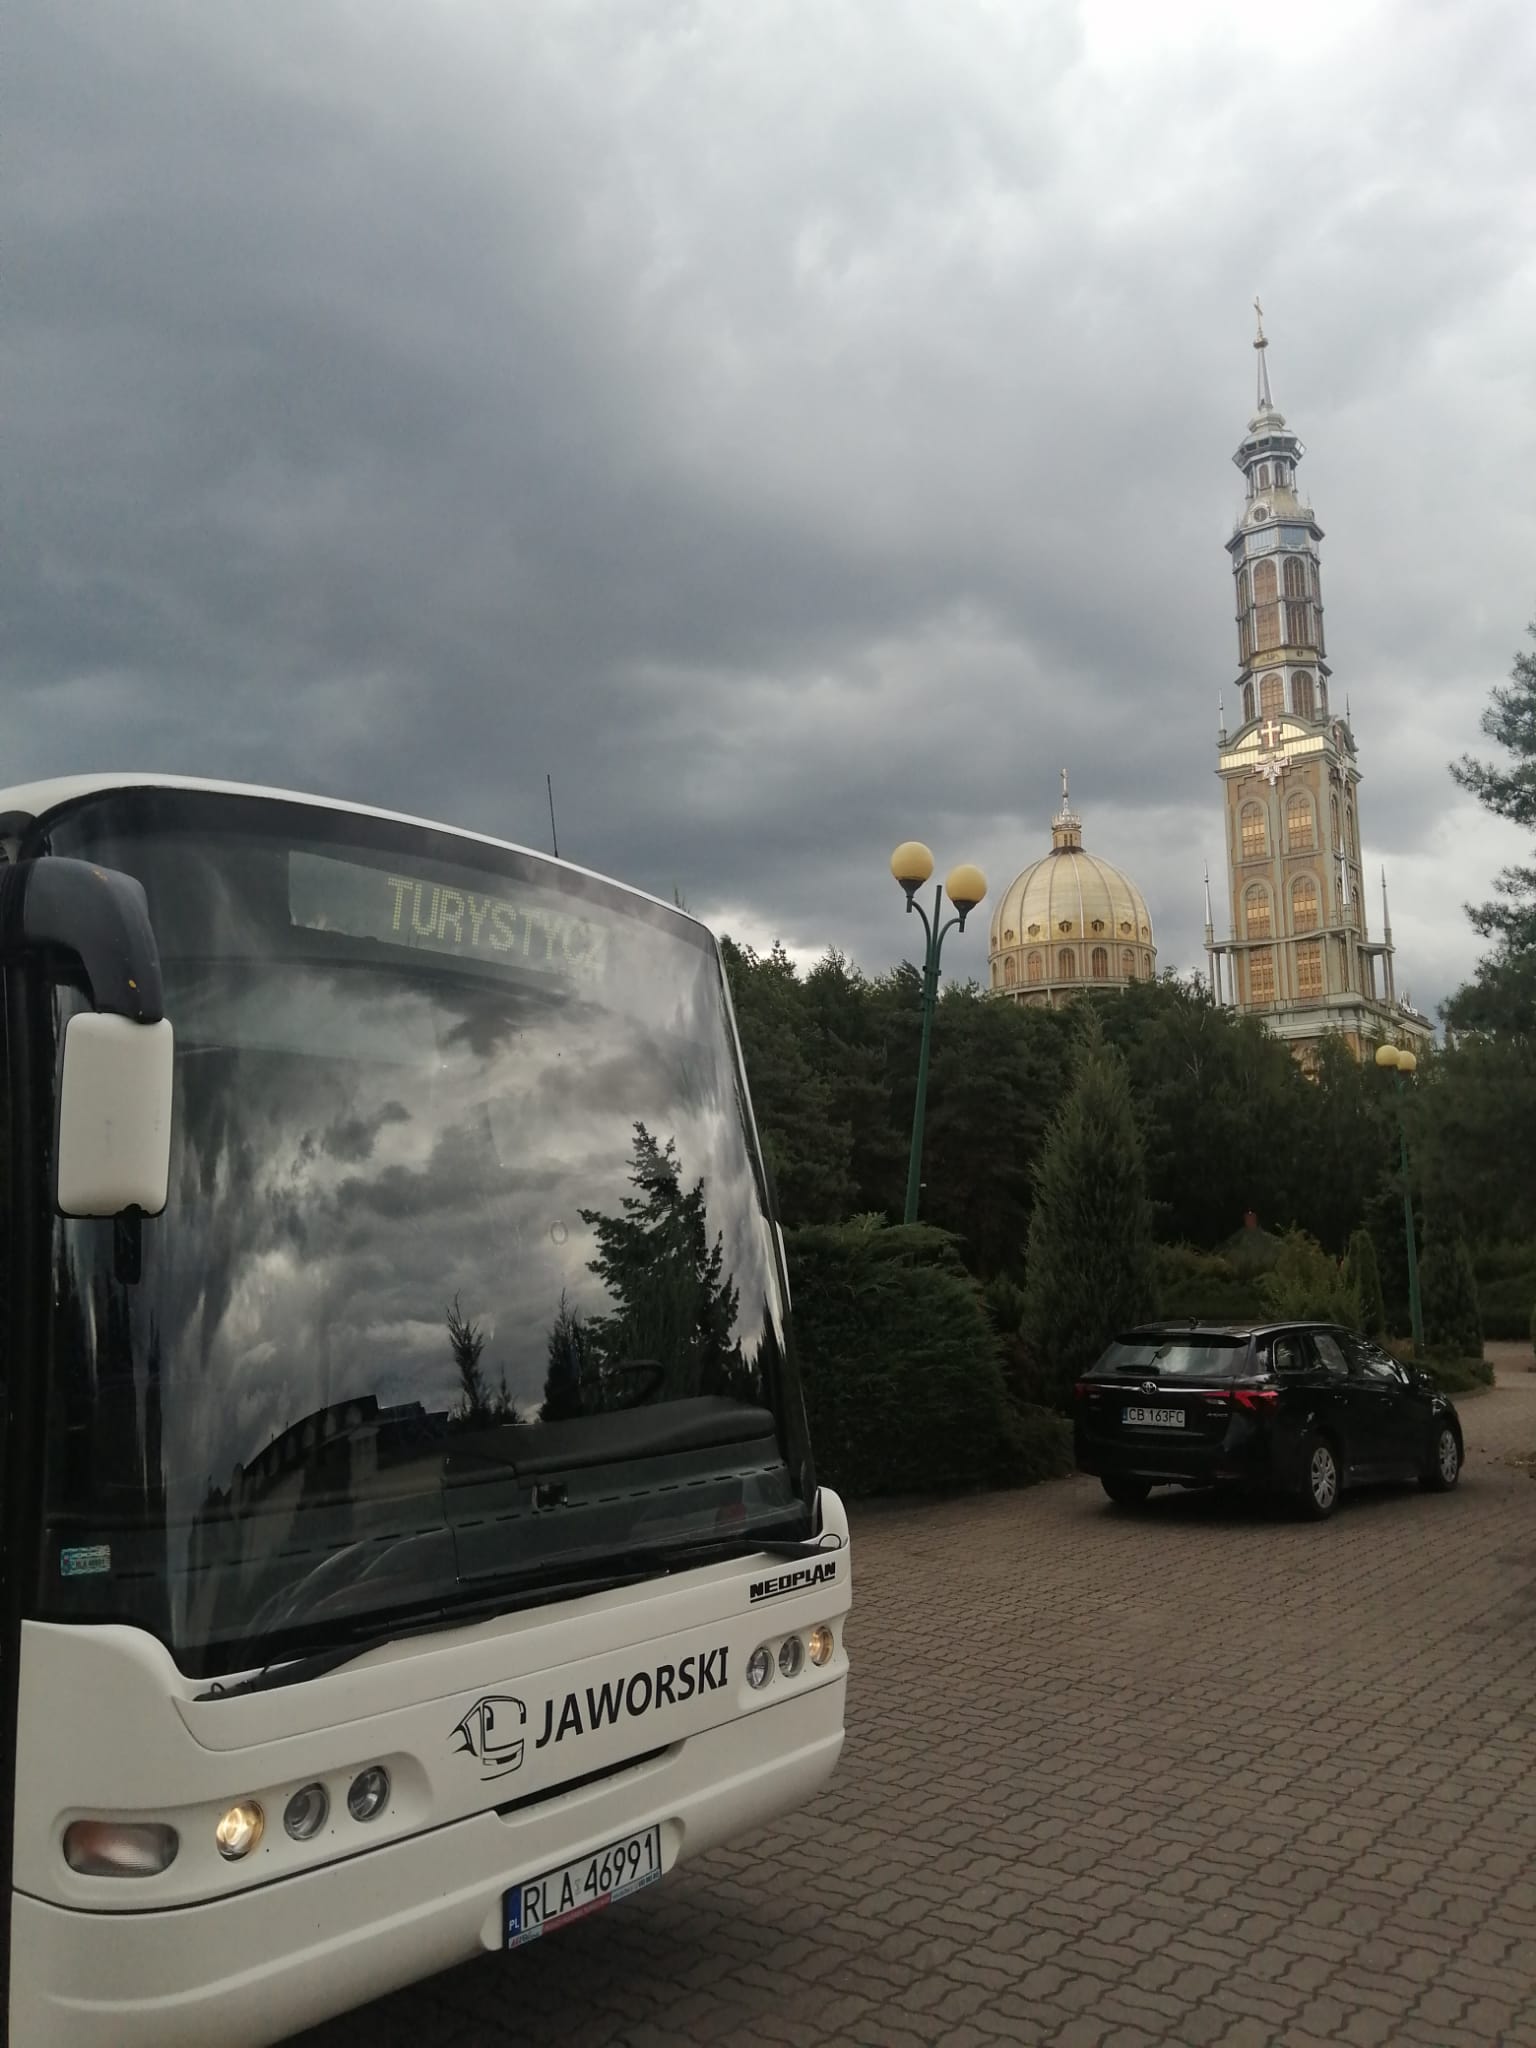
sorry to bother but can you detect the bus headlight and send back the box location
[347,1766,391,1822]
[63,1819,179,1877]
[283,1783,330,1841]
[214,1801,265,1860]
[746,1645,774,1690]
[778,1635,805,1679]
[807,1624,835,1667]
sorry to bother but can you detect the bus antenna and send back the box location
[546,773,560,860]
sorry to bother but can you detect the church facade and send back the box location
[1205,310,1432,1061]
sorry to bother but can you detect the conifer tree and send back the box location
[1448,614,1536,1033]
[1347,1228,1387,1340]
[1021,1017,1155,1407]
[1420,1226,1483,1362]
[446,1295,491,1424]
[540,1292,598,1421]
[579,1124,745,1399]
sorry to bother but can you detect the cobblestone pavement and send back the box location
[299,1348,1536,2048]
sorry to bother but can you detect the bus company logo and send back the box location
[749,1559,837,1605]
[535,1646,729,1750]
[450,1695,528,1780]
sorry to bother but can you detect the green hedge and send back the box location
[1418,1356,1495,1395]
[1471,1241,1536,1340]
[1477,1275,1536,1340]
[786,1222,1073,1498]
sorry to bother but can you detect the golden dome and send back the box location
[989,780,1156,1003]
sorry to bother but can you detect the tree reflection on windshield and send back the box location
[37,797,808,1676]
[536,1122,760,1419]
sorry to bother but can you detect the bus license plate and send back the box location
[1124,1406,1185,1428]
[504,1824,663,1948]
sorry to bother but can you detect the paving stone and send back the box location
[293,1351,1536,2048]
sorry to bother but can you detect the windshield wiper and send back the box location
[196,1563,661,1700]
[195,1528,836,1701]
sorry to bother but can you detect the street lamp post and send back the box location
[889,841,987,1225]
[1374,1043,1425,1355]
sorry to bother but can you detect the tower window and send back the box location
[1249,948,1276,1002]
[1253,560,1280,650]
[1259,672,1284,717]
[1057,948,1077,981]
[1241,803,1268,860]
[1256,464,1271,489]
[1283,556,1313,645]
[1242,680,1255,724]
[1292,670,1316,719]
[1319,677,1330,717]
[1292,875,1320,932]
[1122,948,1136,978]
[1027,951,1042,983]
[1245,885,1272,939]
[1286,792,1315,851]
[1296,940,1323,996]
[1331,795,1342,848]
[1091,946,1109,979]
[1347,804,1359,858]
[1004,954,1017,985]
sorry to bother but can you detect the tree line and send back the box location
[723,609,1536,1483]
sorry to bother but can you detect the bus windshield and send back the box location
[35,790,808,1678]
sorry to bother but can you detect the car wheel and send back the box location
[1420,1420,1461,1492]
[1101,1475,1152,1507]
[1298,1435,1341,1520]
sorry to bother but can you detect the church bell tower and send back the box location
[1206,306,1430,1060]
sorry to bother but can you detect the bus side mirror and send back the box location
[56,1013,175,1216]
[0,855,174,1217]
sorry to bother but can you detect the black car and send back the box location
[1073,1321,1464,1519]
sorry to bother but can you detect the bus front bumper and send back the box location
[10,1679,845,2048]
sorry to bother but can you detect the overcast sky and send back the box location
[8,0,1535,1016]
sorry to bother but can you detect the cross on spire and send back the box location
[1253,294,1274,411]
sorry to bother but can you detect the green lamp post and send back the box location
[1374,1042,1425,1355]
[889,841,987,1226]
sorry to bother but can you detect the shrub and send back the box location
[1347,1229,1387,1340]
[1411,1354,1495,1395]
[1257,1229,1360,1325]
[1153,1244,1266,1322]
[786,1222,1072,1497]
[1421,1228,1483,1362]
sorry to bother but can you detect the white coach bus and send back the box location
[0,776,849,2047]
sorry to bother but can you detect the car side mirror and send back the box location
[56,1012,175,1215]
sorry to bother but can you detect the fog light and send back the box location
[778,1635,805,1679]
[746,1645,774,1690]
[347,1766,391,1822]
[214,1801,264,1860]
[63,1819,179,1877]
[283,1783,329,1841]
[807,1624,835,1667]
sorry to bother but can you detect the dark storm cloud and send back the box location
[6,0,1534,1013]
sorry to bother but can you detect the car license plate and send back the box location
[504,1824,663,1948]
[1124,1406,1185,1428]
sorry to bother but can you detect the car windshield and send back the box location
[36,791,808,1677]
[1097,1336,1250,1378]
